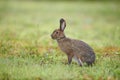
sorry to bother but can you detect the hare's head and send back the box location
[51,18,66,40]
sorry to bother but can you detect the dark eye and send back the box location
[56,32,58,34]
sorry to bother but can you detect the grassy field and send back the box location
[0,1,120,80]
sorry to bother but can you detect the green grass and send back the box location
[0,1,120,80]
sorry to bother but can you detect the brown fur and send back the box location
[51,18,95,66]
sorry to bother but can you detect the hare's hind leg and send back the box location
[73,55,83,66]
[86,62,93,67]
[78,58,83,66]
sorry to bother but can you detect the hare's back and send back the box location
[71,39,94,53]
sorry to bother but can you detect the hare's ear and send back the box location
[60,18,66,31]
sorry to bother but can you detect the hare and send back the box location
[51,18,95,66]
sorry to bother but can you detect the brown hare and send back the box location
[51,18,95,66]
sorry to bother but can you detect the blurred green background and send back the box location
[0,0,120,80]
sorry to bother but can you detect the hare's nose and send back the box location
[51,34,53,38]
[51,34,55,39]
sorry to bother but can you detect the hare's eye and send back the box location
[56,32,58,34]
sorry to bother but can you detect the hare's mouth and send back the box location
[51,37,55,39]
[51,35,56,40]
